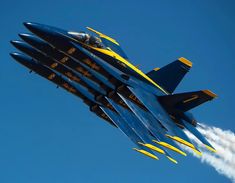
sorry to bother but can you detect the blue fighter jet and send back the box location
[10,22,217,163]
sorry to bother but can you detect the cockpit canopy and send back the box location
[68,31,103,48]
[68,29,129,60]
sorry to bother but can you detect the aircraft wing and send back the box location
[86,27,128,60]
[100,106,159,160]
[118,93,186,158]
[127,86,202,155]
[90,105,117,127]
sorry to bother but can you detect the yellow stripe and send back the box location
[204,144,216,153]
[166,156,178,164]
[153,140,187,156]
[202,90,217,98]
[133,148,159,160]
[183,95,198,103]
[138,142,165,154]
[164,135,203,156]
[165,134,196,149]
[178,57,192,67]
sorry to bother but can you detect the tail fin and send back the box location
[146,57,192,93]
[158,90,217,112]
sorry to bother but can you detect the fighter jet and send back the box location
[10,22,217,163]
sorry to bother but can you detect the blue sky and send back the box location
[1,0,235,182]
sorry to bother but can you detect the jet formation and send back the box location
[10,22,217,163]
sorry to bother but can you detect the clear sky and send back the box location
[1,0,235,183]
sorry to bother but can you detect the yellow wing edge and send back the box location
[133,148,159,160]
[202,90,218,98]
[153,140,187,156]
[138,142,165,154]
[179,57,193,67]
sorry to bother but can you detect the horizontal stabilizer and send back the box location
[159,90,217,112]
[146,57,192,93]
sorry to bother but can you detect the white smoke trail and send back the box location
[181,123,235,182]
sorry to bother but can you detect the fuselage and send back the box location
[58,30,169,95]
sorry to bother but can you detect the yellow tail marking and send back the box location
[166,156,178,164]
[154,67,160,71]
[202,90,218,98]
[204,144,216,153]
[133,148,159,160]
[153,140,187,156]
[178,57,193,67]
[138,142,165,154]
[183,95,198,103]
